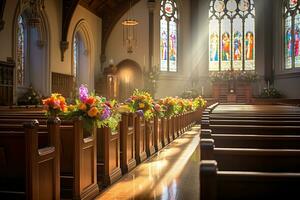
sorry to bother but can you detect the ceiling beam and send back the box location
[60,0,80,61]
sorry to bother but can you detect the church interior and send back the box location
[1,0,300,199]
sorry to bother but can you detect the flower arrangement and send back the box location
[259,87,282,98]
[18,86,42,105]
[153,103,165,118]
[158,97,177,118]
[66,85,121,131]
[209,70,258,83]
[42,93,67,116]
[193,96,207,110]
[125,89,155,121]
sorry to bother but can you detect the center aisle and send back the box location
[96,125,201,200]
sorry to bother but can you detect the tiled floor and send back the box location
[96,125,200,200]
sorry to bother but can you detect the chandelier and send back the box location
[122,0,138,53]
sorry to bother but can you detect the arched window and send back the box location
[160,0,178,72]
[72,21,92,89]
[209,0,255,71]
[16,15,25,86]
[284,0,300,69]
[73,33,79,80]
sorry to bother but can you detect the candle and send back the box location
[267,80,270,90]
[201,86,204,96]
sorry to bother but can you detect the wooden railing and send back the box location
[0,60,14,105]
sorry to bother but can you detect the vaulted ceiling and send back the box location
[79,0,141,54]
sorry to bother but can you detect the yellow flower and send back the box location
[68,104,75,111]
[139,103,145,109]
[88,107,99,118]
[78,103,87,111]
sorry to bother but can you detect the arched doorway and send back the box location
[116,59,143,101]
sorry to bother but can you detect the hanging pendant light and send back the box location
[122,0,138,53]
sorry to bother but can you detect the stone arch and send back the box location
[13,2,50,100]
[116,59,143,100]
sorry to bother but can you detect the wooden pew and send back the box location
[161,117,169,146]
[135,115,147,164]
[210,119,300,126]
[201,131,300,149]
[210,124,300,134]
[0,117,99,200]
[97,126,122,187]
[0,119,60,200]
[146,119,156,157]
[168,117,174,143]
[200,139,300,173]
[119,113,136,174]
[154,117,163,151]
[200,160,300,200]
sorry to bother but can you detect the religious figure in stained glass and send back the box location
[245,31,254,60]
[169,32,176,61]
[209,0,255,71]
[210,33,219,61]
[234,31,242,60]
[286,28,293,57]
[284,0,300,68]
[161,31,168,61]
[160,0,178,72]
[222,32,230,61]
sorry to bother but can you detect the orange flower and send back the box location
[88,106,99,117]
[86,97,96,105]
[78,103,87,111]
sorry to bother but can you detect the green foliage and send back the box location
[17,86,42,105]
[259,87,282,98]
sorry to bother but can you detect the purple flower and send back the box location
[79,85,88,103]
[136,110,144,117]
[101,106,111,120]
[125,98,133,103]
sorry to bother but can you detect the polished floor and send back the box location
[96,126,200,200]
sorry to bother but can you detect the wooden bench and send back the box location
[0,116,99,200]
[201,139,300,172]
[119,113,136,174]
[200,160,300,200]
[210,124,300,134]
[0,119,60,200]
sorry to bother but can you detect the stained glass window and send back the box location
[160,0,178,72]
[16,16,25,85]
[285,0,300,69]
[73,33,79,78]
[209,0,255,71]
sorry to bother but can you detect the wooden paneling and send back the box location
[51,72,74,98]
[97,126,122,187]
[135,115,147,164]
[146,120,155,157]
[120,113,136,174]
[0,60,14,105]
